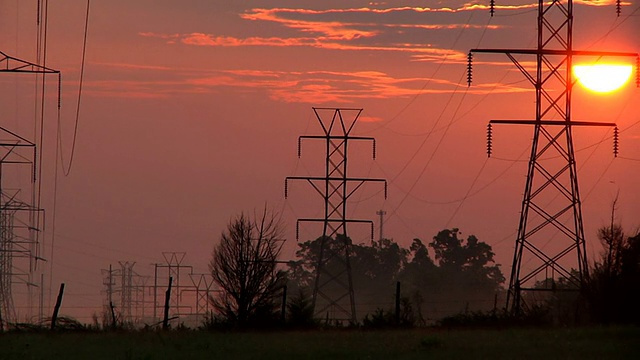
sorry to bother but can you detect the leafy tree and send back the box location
[209,209,286,327]
[400,228,506,320]
[288,236,409,320]
[429,229,504,290]
[398,239,438,319]
[288,229,505,323]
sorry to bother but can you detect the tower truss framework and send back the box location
[0,51,59,328]
[469,1,638,313]
[285,107,387,323]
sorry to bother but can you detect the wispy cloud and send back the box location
[141,1,617,61]
[139,5,510,58]
[573,0,620,6]
[141,31,468,61]
[82,61,530,102]
[92,61,174,71]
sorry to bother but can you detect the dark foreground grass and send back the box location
[0,326,638,360]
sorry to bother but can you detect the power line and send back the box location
[60,0,91,177]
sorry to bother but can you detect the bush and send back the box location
[362,297,416,328]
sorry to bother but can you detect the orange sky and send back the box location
[0,0,638,323]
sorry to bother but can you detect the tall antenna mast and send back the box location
[286,107,387,323]
[469,1,638,314]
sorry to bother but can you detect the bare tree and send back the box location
[209,208,285,326]
[596,195,624,277]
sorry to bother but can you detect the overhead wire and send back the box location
[34,0,57,315]
[382,77,530,138]
[581,5,639,49]
[60,0,91,177]
[46,0,91,313]
[381,14,498,235]
[381,14,483,185]
[362,12,478,134]
[444,158,489,228]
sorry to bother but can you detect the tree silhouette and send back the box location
[209,209,285,326]
[586,225,640,325]
[429,228,504,289]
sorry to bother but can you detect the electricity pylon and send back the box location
[469,1,638,314]
[119,261,136,323]
[0,51,59,328]
[286,108,387,323]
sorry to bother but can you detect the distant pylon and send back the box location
[285,107,387,323]
[119,261,136,323]
[469,1,638,314]
[153,252,193,321]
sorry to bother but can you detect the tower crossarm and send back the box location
[0,51,59,74]
[470,49,638,57]
[489,120,616,126]
[469,49,639,88]
[285,176,387,200]
[299,135,376,141]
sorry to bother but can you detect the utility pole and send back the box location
[376,210,387,242]
[468,1,638,314]
[286,107,387,323]
[101,265,116,326]
[153,263,158,321]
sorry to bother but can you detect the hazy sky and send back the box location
[0,0,638,322]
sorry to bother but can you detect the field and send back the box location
[0,326,638,359]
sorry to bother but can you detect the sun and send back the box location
[573,63,633,93]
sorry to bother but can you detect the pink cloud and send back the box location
[93,62,173,71]
[359,115,385,122]
[140,31,468,61]
[80,62,530,103]
[180,33,316,47]
[573,1,620,6]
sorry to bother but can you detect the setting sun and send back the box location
[573,63,633,93]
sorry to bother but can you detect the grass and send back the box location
[0,326,638,359]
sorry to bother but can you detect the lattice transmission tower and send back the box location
[0,51,59,328]
[468,1,638,313]
[152,252,193,322]
[285,107,387,323]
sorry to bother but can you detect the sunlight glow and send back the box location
[573,64,633,93]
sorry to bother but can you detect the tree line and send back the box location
[208,209,505,328]
[208,207,640,329]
